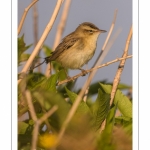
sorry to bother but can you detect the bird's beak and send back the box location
[99,29,107,33]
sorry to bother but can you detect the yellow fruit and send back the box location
[37,133,57,149]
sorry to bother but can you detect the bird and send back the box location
[34,22,106,76]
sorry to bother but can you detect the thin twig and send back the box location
[18,0,64,84]
[38,106,58,124]
[83,87,89,102]
[18,0,39,35]
[53,0,72,50]
[32,1,39,48]
[102,9,118,51]
[92,9,118,67]
[31,122,39,150]
[99,25,133,133]
[42,109,52,132]
[45,0,72,77]
[99,120,106,134]
[110,26,132,106]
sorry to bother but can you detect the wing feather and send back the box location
[45,33,79,63]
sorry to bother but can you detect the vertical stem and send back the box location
[109,26,132,106]
[30,1,41,72]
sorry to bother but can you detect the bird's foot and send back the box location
[80,69,88,76]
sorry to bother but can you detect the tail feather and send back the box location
[44,56,52,64]
[29,56,52,71]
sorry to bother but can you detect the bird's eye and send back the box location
[89,30,93,33]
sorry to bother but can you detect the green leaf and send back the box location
[117,83,131,90]
[106,82,131,90]
[90,88,110,130]
[65,87,91,114]
[18,53,31,64]
[88,81,107,95]
[99,83,132,118]
[18,122,29,134]
[58,69,67,81]
[41,73,59,92]
[26,73,46,90]
[52,61,65,72]
[57,80,76,95]
[18,34,32,65]
[42,45,53,57]
[65,86,77,103]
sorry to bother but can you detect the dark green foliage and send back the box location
[65,87,91,115]
[97,105,118,150]
[42,45,53,57]
[40,73,59,92]
[18,43,132,150]
[99,83,132,118]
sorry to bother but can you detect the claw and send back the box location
[79,68,88,76]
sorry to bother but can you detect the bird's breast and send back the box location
[55,38,97,69]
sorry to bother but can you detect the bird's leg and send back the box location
[79,68,88,76]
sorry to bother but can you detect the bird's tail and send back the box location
[44,56,52,64]
[30,60,46,70]
[29,56,52,70]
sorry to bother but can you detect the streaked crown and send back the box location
[75,22,106,33]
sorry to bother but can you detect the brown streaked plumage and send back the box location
[34,22,106,73]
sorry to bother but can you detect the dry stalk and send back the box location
[30,1,41,72]
[83,87,89,102]
[25,90,58,150]
[109,25,132,106]
[57,55,132,85]
[18,0,39,35]
[92,9,118,68]
[99,25,133,133]
[45,0,72,77]
[102,9,118,51]
[56,28,121,145]
[18,0,64,84]
[99,120,106,134]
[32,1,39,48]
[25,90,37,122]
[42,109,52,132]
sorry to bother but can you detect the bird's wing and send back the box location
[45,35,80,63]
